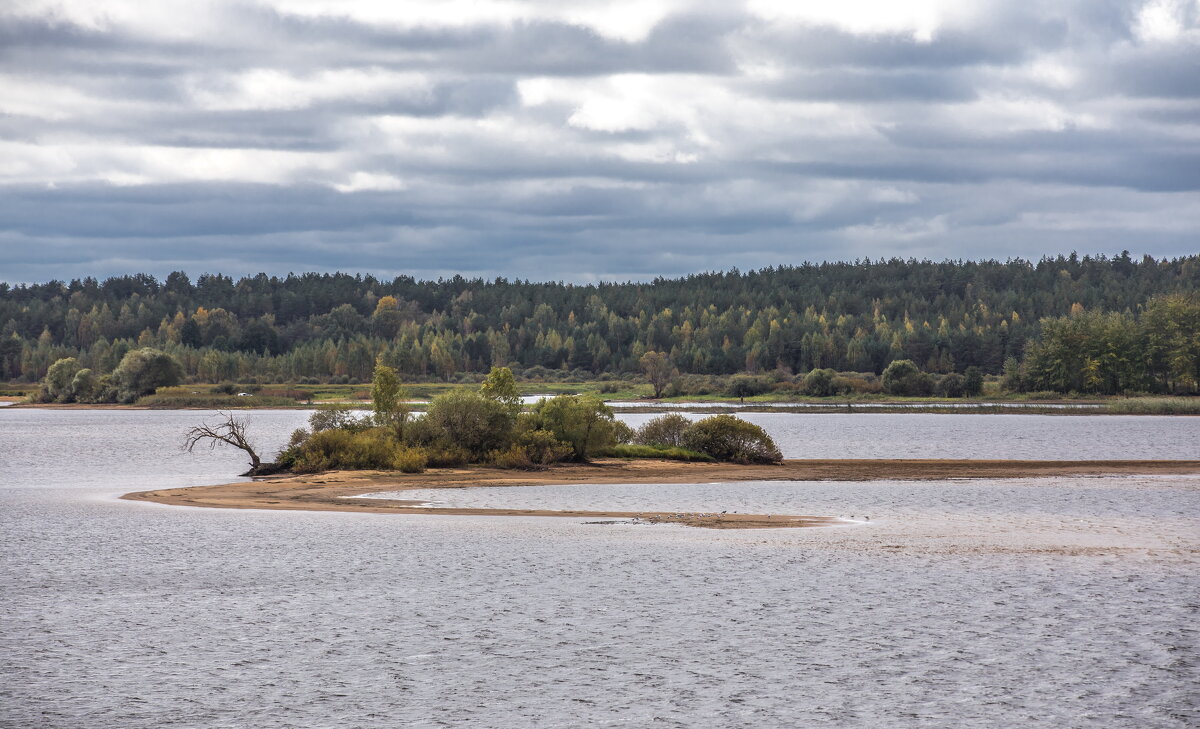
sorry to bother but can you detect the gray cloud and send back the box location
[0,0,1198,284]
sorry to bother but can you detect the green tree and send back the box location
[371,363,410,438]
[70,368,98,402]
[44,357,81,402]
[480,365,522,415]
[1001,356,1024,393]
[963,366,984,397]
[112,348,184,402]
[639,350,677,398]
[531,394,617,461]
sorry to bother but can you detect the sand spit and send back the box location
[121,459,1200,530]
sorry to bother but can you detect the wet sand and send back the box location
[122,458,1200,529]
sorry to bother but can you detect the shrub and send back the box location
[635,413,691,448]
[832,375,880,395]
[423,446,470,468]
[529,394,618,461]
[882,359,932,396]
[681,414,783,464]
[391,446,428,473]
[401,415,442,447]
[489,444,537,469]
[936,373,966,398]
[309,404,370,433]
[515,428,574,464]
[801,368,837,397]
[426,388,515,455]
[727,375,769,401]
[286,428,398,473]
[612,420,635,444]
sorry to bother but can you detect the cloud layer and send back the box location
[2,0,1198,282]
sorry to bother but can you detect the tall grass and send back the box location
[600,444,716,462]
[1104,398,1200,415]
[137,388,300,408]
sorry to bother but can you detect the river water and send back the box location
[2,410,1198,728]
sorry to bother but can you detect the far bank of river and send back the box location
[8,398,1197,415]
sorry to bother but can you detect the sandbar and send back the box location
[121,458,1200,530]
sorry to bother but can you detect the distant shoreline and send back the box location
[122,458,1200,529]
[11,400,1198,415]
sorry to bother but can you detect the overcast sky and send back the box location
[1,0,1198,284]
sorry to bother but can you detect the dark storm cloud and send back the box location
[0,0,1198,284]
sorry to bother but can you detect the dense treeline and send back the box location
[2,254,1197,393]
[1019,295,1199,395]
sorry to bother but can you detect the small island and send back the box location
[124,363,1200,528]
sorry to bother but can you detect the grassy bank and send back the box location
[7,377,1197,414]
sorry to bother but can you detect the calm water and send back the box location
[2,410,1198,728]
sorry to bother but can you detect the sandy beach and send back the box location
[122,458,1200,529]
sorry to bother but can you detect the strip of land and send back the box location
[121,458,1200,529]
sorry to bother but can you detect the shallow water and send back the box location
[1,409,1198,728]
[623,411,1200,460]
[607,399,1101,409]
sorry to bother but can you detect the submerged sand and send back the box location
[122,458,1200,530]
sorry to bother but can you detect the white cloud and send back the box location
[187,68,434,112]
[1,0,1197,281]
[745,0,979,41]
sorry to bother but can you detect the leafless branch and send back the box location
[184,410,261,470]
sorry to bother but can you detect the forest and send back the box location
[2,252,1197,396]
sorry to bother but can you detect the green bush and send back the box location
[514,428,574,464]
[426,389,514,455]
[288,428,399,473]
[801,368,837,397]
[309,404,370,433]
[400,415,442,447]
[882,359,932,396]
[612,420,635,444]
[392,446,428,473]
[727,375,769,401]
[681,414,783,464]
[529,394,617,461]
[488,445,538,469]
[634,413,691,448]
[936,373,966,398]
[423,446,470,468]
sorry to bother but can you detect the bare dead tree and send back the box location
[184,411,262,472]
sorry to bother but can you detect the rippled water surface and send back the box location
[2,409,1198,728]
